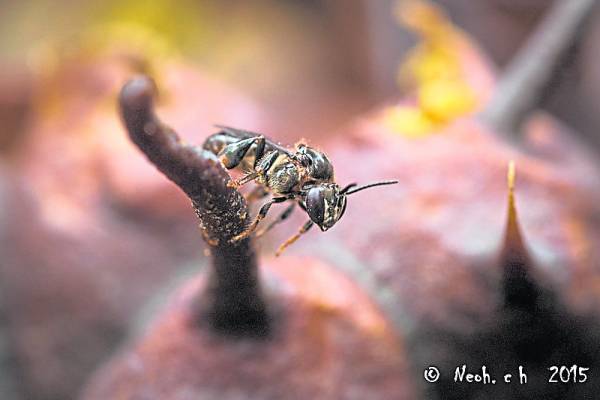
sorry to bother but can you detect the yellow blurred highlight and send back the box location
[382,107,437,139]
[91,0,210,54]
[383,0,477,137]
[507,160,516,195]
[506,160,517,231]
[504,159,526,253]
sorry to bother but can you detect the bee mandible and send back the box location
[203,126,397,255]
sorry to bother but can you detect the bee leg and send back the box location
[218,136,264,169]
[298,201,307,211]
[254,150,278,174]
[253,136,266,169]
[229,149,278,189]
[275,220,314,256]
[255,203,295,238]
[227,171,259,189]
[226,138,273,189]
[231,197,287,242]
[244,185,269,203]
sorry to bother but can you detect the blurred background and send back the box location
[1,0,600,399]
[3,0,600,148]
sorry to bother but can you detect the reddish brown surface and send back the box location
[320,112,600,323]
[0,54,268,400]
[5,14,600,399]
[19,54,269,218]
[82,256,413,400]
[1,181,196,400]
[280,111,600,399]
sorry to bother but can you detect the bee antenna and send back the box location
[345,180,398,196]
[340,183,358,194]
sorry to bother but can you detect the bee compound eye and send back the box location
[306,187,325,224]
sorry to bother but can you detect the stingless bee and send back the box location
[203,126,398,255]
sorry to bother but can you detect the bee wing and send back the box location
[213,125,293,156]
[214,125,262,140]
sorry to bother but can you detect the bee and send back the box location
[203,126,398,255]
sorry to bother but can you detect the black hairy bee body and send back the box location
[203,126,397,255]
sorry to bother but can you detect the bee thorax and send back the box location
[267,162,300,194]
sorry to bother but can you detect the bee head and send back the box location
[304,180,399,231]
[305,183,347,231]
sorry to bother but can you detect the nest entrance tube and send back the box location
[119,76,269,337]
